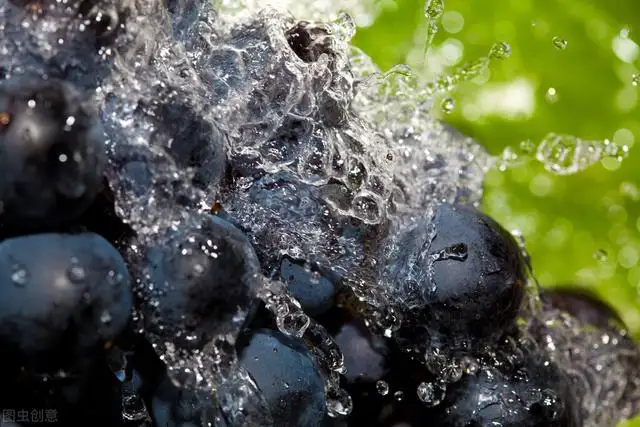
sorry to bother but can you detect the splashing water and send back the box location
[494,132,630,174]
[424,0,445,57]
[3,0,636,424]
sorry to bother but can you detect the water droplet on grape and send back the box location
[101,310,113,324]
[67,258,86,283]
[11,265,29,287]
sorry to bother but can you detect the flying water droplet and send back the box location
[489,41,511,60]
[376,380,390,396]
[394,390,405,401]
[11,265,29,287]
[593,249,608,262]
[440,97,456,114]
[417,381,447,407]
[519,139,536,155]
[424,0,445,19]
[545,87,558,103]
[552,36,568,50]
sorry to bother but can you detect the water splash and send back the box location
[424,0,445,55]
[495,132,630,174]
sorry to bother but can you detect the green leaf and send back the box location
[353,1,640,423]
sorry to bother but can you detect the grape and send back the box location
[136,213,261,351]
[0,77,106,231]
[0,0,637,425]
[0,232,131,371]
[431,341,581,427]
[276,256,340,316]
[237,329,327,427]
[384,202,527,356]
[533,288,640,425]
[0,232,131,426]
[540,287,624,330]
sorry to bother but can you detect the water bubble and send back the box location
[332,12,356,42]
[545,87,558,103]
[376,380,390,396]
[394,390,405,401]
[440,361,463,383]
[593,249,608,262]
[633,74,639,87]
[460,356,479,375]
[425,347,448,374]
[552,36,568,50]
[417,381,447,407]
[11,265,29,287]
[489,41,511,60]
[519,139,536,155]
[309,270,321,284]
[424,0,445,19]
[440,97,456,114]
[277,312,310,338]
[122,391,149,422]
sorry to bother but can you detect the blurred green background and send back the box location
[352,2,640,424]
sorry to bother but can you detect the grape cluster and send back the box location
[0,0,638,426]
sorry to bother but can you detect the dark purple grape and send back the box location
[385,202,527,354]
[237,329,327,427]
[137,213,261,351]
[535,288,640,424]
[430,341,581,427]
[0,77,106,231]
[540,287,624,330]
[0,232,132,371]
[276,256,340,317]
